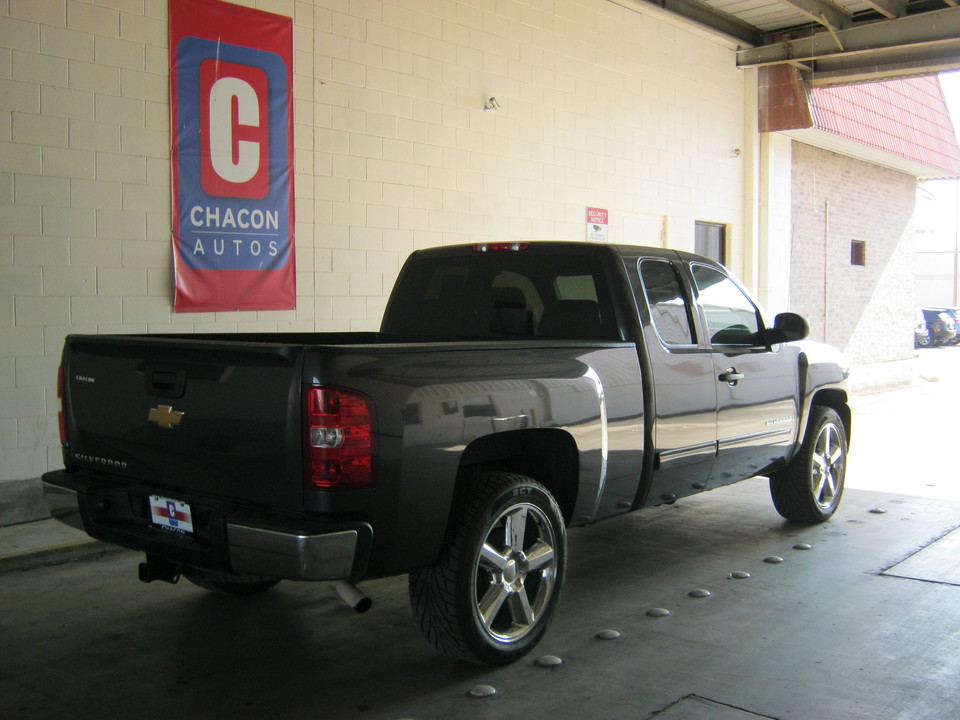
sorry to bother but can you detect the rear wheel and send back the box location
[182,567,280,596]
[769,406,847,523]
[409,470,566,665]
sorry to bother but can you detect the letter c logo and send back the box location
[199,60,270,199]
[208,77,259,184]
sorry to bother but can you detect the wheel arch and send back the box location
[809,388,851,448]
[457,428,579,525]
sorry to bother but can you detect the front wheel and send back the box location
[409,470,567,665]
[769,406,847,523]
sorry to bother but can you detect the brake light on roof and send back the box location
[473,242,529,252]
[305,387,375,489]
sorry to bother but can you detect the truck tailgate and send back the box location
[62,335,305,511]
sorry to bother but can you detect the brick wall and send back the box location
[790,141,916,384]
[0,0,748,516]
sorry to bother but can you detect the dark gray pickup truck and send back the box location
[44,241,850,665]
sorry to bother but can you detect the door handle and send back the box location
[718,369,744,384]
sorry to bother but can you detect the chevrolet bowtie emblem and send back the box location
[148,405,185,429]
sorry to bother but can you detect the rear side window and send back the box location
[382,251,619,340]
[691,264,761,346]
[639,259,695,346]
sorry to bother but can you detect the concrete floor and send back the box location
[2,347,960,720]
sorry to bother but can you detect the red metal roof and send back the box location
[809,77,960,178]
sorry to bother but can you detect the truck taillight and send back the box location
[57,366,68,447]
[305,387,375,490]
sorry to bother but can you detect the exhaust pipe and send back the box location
[334,580,372,613]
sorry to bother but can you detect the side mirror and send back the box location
[766,312,809,344]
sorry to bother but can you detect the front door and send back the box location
[689,263,799,488]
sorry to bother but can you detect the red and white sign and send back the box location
[199,60,271,199]
[586,207,609,242]
[169,0,295,312]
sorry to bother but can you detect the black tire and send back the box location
[409,470,567,665]
[769,406,847,523]
[182,567,280,596]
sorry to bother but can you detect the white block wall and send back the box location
[0,0,747,499]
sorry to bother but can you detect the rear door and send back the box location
[689,263,799,487]
[634,257,717,505]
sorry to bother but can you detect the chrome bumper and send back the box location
[226,523,359,580]
[42,479,366,581]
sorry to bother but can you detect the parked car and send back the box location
[940,308,960,345]
[921,308,957,345]
[915,308,930,347]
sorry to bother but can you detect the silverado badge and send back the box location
[148,405,185,429]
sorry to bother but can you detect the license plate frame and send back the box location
[149,494,195,534]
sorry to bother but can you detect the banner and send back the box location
[169,0,295,312]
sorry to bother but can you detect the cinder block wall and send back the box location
[0,0,748,522]
[789,141,917,388]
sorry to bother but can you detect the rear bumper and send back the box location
[42,473,371,581]
[226,523,360,580]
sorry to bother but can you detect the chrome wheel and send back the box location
[811,421,845,511]
[472,502,558,644]
[409,471,566,665]
[770,406,848,523]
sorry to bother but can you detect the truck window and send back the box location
[555,275,598,302]
[639,259,695,346]
[691,264,762,346]
[382,251,620,340]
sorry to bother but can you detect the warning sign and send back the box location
[586,207,608,242]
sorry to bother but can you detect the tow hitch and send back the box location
[138,555,181,584]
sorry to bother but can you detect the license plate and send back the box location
[149,495,194,534]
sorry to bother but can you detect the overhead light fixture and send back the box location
[484,96,500,111]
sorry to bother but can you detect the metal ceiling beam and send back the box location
[622,0,763,45]
[736,6,960,68]
[860,0,907,19]
[775,0,852,32]
[806,46,960,85]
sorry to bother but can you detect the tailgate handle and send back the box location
[149,369,187,398]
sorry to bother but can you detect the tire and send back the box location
[769,406,847,523]
[182,567,280,596]
[409,470,567,665]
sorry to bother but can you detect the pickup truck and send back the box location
[43,241,851,665]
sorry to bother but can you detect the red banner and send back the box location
[169,0,295,312]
